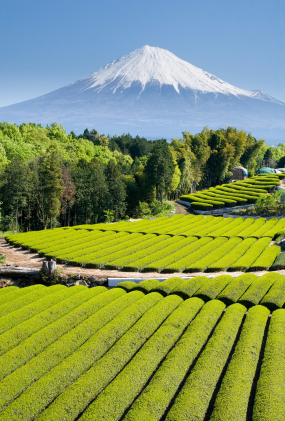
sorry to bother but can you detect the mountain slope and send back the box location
[0,45,284,142]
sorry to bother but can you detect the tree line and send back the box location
[0,121,283,231]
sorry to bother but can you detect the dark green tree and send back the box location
[105,160,127,221]
[0,157,33,232]
[36,147,63,229]
[145,140,175,202]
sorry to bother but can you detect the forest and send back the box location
[0,121,284,231]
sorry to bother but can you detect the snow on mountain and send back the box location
[73,45,253,96]
[69,45,280,103]
[0,45,284,142]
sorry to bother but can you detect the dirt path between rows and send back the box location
[1,237,284,280]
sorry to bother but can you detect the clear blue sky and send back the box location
[0,0,284,107]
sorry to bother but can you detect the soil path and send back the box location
[1,237,284,280]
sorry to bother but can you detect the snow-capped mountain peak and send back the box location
[77,45,254,97]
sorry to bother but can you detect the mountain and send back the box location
[1,45,284,142]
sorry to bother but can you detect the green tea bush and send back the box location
[165,303,246,421]
[253,309,285,421]
[238,272,282,307]
[124,300,225,421]
[210,305,269,421]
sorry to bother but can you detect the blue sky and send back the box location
[0,0,284,107]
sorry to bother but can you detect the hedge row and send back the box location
[224,218,255,237]
[78,297,204,421]
[0,284,73,337]
[81,234,169,268]
[55,231,131,262]
[58,232,142,264]
[35,294,186,421]
[229,237,272,271]
[249,218,278,238]
[124,300,225,421]
[194,275,233,301]
[1,293,163,421]
[164,238,226,273]
[133,279,161,293]
[197,218,233,237]
[191,202,213,210]
[207,238,256,272]
[0,290,144,415]
[0,284,42,307]
[183,217,217,236]
[136,237,207,273]
[238,272,282,307]
[0,286,17,297]
[0,288,123,382]
[237,218,266,238]
[217,274,258,305]
[37,229,90,254]
[0,285,90,356]
[205,217,242,237]
[42,230,113,257]
[253,309,285,420]
[105,236,192,271]
[270,251,285,270]
[43,231,125,260]
[165,303,246,421]
[210,305,270,421]
[186,238,242,273]
[170,276,209,299]
[249,245,280,271]
[180,194,225,208]
[0,285,54,319]
[151,277,185,296]
[260,276,285,310]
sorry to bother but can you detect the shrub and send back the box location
[34,294,186,421]
[123,300,225,421]
[116,281,137,291]
[164,238,225,273]
[249,245,280,271]
[159,238,213,273]
[207,238,257,272]
[217,273,258,305]
[229,237,272,271]
[0,288,126,382]
[193,275,233,301]
[260,277,285,310]
[185,238,241,273]
[270,251,285,270]
[210,305,270,421]
[0,291,149,417]
[253,309,285,421]
[238,272,282,307]
[150,277,186,296]
[190,202,213,210]
[132,279,161,293]
[77,297,204,421]
[130,237,198,272]
[170,276,209,299]
[165,303,246,421]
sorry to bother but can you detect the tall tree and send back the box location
[145,140,175,202]
[0,157,32,232]
[36,147,63,228]
[105,160,127,221]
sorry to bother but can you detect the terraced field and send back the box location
[6,214,285,272]
[180,173,284,210]
[1,276,285,421]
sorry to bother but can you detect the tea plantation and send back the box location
[6,213,285,272]
[180,173,284,210]
[1,276,285,420]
